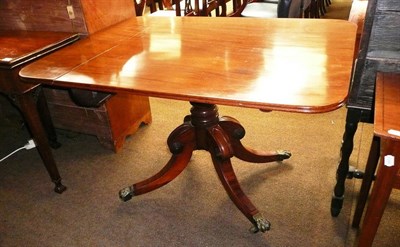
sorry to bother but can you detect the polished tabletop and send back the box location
[20,17,357,113]
[1,30,79,94]
[0,30,79,69]
[374,72,400,140]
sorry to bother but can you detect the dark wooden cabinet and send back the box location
[331,0,400,216]
[347,0,400,121]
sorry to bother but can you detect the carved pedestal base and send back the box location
[119,102,291,232]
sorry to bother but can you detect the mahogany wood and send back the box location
[348,0,368,59]
[355,72,400,247]
[79,0,136,34]
[119,102,291,232]
[0,0,87,33]
[0,31,80,193]
[20,17,356,113]
[351,135,380,228]
[20,17,356,232]
[0,0,136,34]
[1,0,152,152]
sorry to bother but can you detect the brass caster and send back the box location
[119,186,134,202]
[249,213,271,233]
[277,150,292,161]
[53,179,66,194]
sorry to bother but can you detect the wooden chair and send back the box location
[301,0,317,18]
[309,0,320,18]
[147,0,165,13]
[229,0,303,18]
[348,0,368,59]
[134,0,170,16]
[149,0,227,16]
[352,72,400,247]
[134,0,147,16]
[316,0,326,17]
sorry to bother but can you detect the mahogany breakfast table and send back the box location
[20,17,357,233]
[0,30,79,193]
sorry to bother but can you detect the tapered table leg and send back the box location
[352,136,380,228]
[358,139,400,246]
[36,88,61,149]
[120,102,291,232]
[16,91,66,193]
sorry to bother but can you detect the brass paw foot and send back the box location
[276,150,291,161]
[119,186,134,202]
[249,213,271,233]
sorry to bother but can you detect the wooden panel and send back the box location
[44,87,107,110]
[105,93,152,152]
[0,0,87,33]
[43,88,109,132]
[0,67,37,94]
[0,0,136,33]
[347,59,378,111]
[374,72,400,139]
[377,0,400,11]
[347,0,400,117]
[348,0,368,59]
[349,1,368,36]
[43,87,152,152]
[80,0,136,34]
[369,11,400,58]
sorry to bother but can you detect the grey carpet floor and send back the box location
[1,1,400,246]
[0,95,381,247]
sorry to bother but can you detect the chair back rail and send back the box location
[229,0,304,18]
